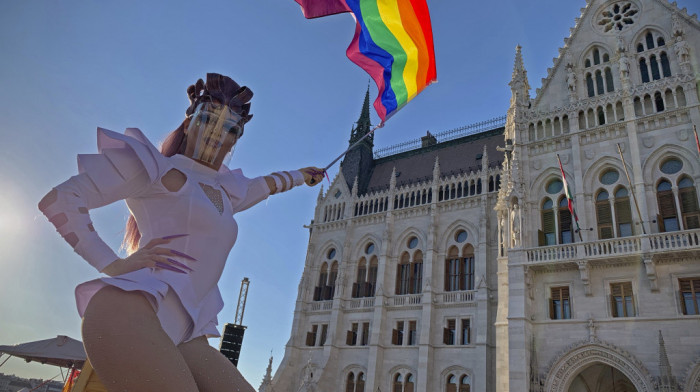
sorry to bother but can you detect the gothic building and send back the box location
[270,0,700,391]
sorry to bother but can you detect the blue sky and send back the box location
[1,0,698,386]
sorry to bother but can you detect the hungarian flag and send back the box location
[557,154,582,240]
[694,125,700,157]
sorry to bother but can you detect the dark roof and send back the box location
[364,127,505,193]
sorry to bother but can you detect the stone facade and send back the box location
[271,0,700,391]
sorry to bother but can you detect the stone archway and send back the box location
[568,363,637,392]
[544,341,655,392]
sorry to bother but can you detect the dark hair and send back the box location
[121,120,187,254]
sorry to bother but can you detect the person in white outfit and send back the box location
[39,73,325,392]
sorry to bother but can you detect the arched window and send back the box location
[593,48,601,65]
[353,257,367,298]
[654,92,664,112]
[405,374,415,392]
[476,179,482,194]
[657,37,665,46]
[444,243,475,292]
[595,70,605,95]
[459,375,471,392]
[596,190,614,239]
[393,374,403,392]
[368,256,378,297]
[614,187,633,237]
[446,375,457,392]
[605,68,614,92]
[558,197,574,244]
[346,373,356,392]
[660,52,671,77]
[586,73,595,97]
[356,373,365,392]
[396,252,411,295]
[650,55,660,80]
[540,198,556,246]
[639,58,650,83]
[657,180,679,232]
[597,107,606,126]
[645,32,655,50]
[411,251,423,294]
[314,262,329,301]
[678,177,700,229]
[328,261,339,299]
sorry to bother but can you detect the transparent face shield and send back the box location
[185,101,244,168]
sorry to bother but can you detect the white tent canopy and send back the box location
[0,335,86,368]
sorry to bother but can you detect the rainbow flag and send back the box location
[294,0,437,123]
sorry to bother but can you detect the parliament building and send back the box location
[265,0,700,390]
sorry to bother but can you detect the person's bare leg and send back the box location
[178,336,255,392]
[82,286,199,392]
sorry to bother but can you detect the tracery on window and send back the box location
[596,2,639,33]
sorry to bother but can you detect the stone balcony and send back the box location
[522,228,700,267]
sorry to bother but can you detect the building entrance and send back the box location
[568,363,637,392]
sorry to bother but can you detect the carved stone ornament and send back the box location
[642,136,655,149]
[677,128,690,142]
[585,149,596,160]
[544,340,655,392]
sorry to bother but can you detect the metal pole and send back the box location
[616,143,647,234]
[323,124,383,172]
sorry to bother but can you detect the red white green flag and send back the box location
[694,125,700,157]
[557,154,582,240]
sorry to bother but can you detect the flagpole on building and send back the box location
[616,143,647,235]
[693,124,700,157]
[323,124,383,171]
[556,154,583,242]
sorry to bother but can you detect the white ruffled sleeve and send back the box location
[39,127,167,272]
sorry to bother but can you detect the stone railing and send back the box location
[392,294,422,306]
[348,297,375,309]
[440,290,476,303]
[309,300,333,311]
[524,228,700,264]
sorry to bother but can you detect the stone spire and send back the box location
[390,167,397,191]
[341,87,375,195]
[657,330,678,392]
[259,354,274,392]
[349,86,373,147]
[433,156,441,181]
[509,45,531,108]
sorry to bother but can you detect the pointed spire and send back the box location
[349,85,373,147]
[259,354,274,392]
[658,330,677,391]
[390,167,397,191]
[481,145,489,171]
[432,156,441,181]
[509,45,531,106]
[352,176,358,197]
[317,184,324,202]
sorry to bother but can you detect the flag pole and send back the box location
[556,154,583,242]
[616,143,647,234]
[323,123,383,172]
[693,124,700,157]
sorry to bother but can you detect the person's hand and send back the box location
[101,234,196,277]
[300,167,325,186]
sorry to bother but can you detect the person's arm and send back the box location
[264,167,325,194]
[38,148,151,272]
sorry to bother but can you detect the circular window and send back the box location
[327,248,336,259]
[595,1,639,34]
[407,237,418,249]
[600,169,619,185]
[546,179,563,194]
[660,158,683,175]
[455,230,468,243]
[365,243,375,254]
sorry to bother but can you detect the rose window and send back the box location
[596,2,639,33]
